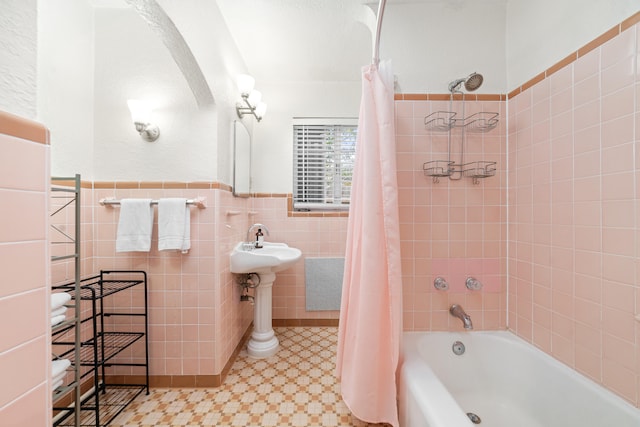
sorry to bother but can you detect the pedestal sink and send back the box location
[230,242,302,358]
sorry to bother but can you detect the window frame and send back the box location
[292,118,358,212]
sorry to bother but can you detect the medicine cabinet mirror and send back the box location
[233,120,251,197]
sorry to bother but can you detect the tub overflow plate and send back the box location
[452,341,465,355]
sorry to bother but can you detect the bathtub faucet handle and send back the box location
[450,304,473,330]
[433,277,449,291]
[465,277,482,290]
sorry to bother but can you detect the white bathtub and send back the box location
[398,331,640,427]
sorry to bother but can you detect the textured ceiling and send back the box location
[91,0,511,93]
[215,0,376,83]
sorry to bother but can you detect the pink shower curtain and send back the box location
[336,59,402,427]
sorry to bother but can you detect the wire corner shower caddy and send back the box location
[422,73,499,184]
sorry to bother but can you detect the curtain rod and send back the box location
[372,0,388,66]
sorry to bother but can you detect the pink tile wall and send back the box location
[257,98,507,328]
[90,186,252,377]
[508,23,640,406]
[215,190,254,372]
[0,123,51,425]
[396,98,508,331]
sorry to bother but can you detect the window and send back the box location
[293,119,357,211]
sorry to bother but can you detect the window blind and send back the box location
[293,123,357,211]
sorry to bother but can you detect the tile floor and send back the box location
[110,327,389,427]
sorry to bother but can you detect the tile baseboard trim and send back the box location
[221,322,254,381]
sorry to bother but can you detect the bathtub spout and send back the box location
[450,304,473,330]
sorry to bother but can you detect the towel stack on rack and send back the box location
[52,358,71,390]
[51,292,70,326]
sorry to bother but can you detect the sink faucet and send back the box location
[450,304,473,330]
[246,223,270,247]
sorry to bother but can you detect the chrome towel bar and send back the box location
[99,197,206,209]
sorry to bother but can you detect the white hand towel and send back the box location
[52,359,71,378]
[51,306,67,318]
[51,292,71,310]
[116,199,154,252]
[158,198,190,253]
[52,379,64,391]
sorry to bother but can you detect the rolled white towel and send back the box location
[52,379,64,391]
[52,370,67,384]
[51,306,67,318]
[51,293,71,310]
[52,359,71,379]
[51,315,66,326]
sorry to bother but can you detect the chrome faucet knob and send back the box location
[465,277,482,290]
[434,277,449,291]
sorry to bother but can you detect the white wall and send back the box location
[506,0,640,91]
[0,0,38,120]
[251,81,362,194]
[6,0,639,186]
[38,0,95,179]
[157,0,250,185]
[380,0,508,94]
[92,7,216,182]
[40,0,248,184]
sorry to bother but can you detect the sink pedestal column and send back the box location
[247,271,279,358]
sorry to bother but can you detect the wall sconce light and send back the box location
[127,99,160,142]
[235,74,267,122]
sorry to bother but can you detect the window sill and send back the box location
[287,195,349,218]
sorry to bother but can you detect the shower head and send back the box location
[448,72,484,93]
[464,72,483,91]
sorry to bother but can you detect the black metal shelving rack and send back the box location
[52,270,149,426]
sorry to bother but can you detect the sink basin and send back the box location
[230,242,302,274]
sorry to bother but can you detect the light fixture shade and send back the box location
[255,102,267,119]
[127,99,153,124]
[236,74,255,96]
[247,90,262,106]
[127,99,160,142]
